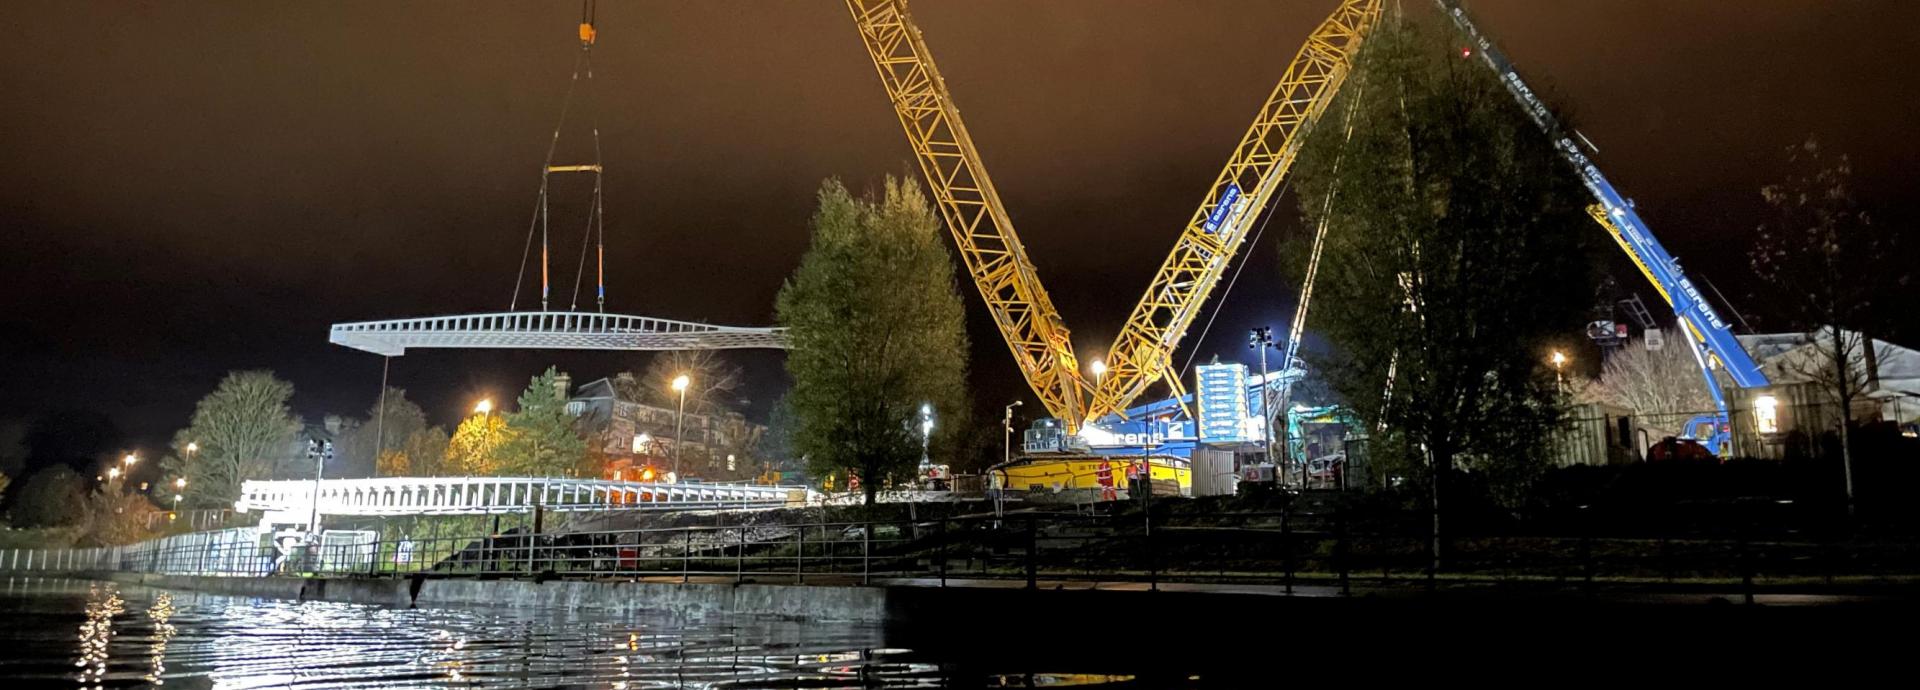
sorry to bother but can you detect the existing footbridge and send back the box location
[235,477,812,529]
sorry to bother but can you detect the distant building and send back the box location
[1725,331,1920,459]
[566,374,767,480]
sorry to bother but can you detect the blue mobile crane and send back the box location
[1435,0,1769,454]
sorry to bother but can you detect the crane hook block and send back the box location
[579,22,596,46]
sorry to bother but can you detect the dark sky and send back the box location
[3,0,1916,448]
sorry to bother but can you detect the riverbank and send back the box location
[70,568,1920,628]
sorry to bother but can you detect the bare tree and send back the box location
[1751,136,1910,517]
[622,351,745,417]
[1579,338,1717,429]
[160,371,302,508]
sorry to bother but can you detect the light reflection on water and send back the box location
[4,577,1032,689]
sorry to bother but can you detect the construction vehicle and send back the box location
[1434,0,1770,455]
[846,0,1384,492]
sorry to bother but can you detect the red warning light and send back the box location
[1460,46,1473,59]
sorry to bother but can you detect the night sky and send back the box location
[3,1,1916,449]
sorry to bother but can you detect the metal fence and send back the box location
[7,508,1916,595]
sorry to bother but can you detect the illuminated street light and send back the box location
[671,374,691,478]
[123,453,138,467]
[474,399,494,416]
[1550,350,1569,391]
[919,403,935,470]
[107,467,120,480]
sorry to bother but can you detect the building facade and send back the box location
[566,375,768,481]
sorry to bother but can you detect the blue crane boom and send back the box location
[1433,0,1769,451]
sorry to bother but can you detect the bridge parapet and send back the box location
[236,476,809,526]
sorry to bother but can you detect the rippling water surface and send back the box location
[0,577,1151,689]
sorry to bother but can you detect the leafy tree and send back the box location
[10,466,86,528]
[375,426,453,477]
[337,387,433,477]
[160,370,302,508]
[496,367,588,476]
[445,413,511,476]
[1578,339,1717,426]
[776,177,969,505]
[1288,21,1593,537]
[1750,136,1909,516]
[80,485,158,547]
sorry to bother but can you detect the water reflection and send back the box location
[0,577,1162,689]
[75,583,124,687]
[145,592,176,684]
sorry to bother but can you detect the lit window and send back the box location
[1753,395,1780,434]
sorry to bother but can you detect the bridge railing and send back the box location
[235,477,812,518]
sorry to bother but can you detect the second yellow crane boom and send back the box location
[846,0,1382,433]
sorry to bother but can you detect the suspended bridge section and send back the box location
[328,311,787,356]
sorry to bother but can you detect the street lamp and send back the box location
[123,453,138,468]
[107,467,121,481]
[919,403,935,470]
[1550,350,1569,390]
[671,374,691,479]
[1090,359,1107,391]
[997,400,1022,523]
[474,399,494,416]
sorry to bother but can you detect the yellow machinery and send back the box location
[845,1,1383,434]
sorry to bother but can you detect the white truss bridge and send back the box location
[236,477,811,525]
[329,311,787,356]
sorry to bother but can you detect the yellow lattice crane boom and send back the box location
[1090,0,1380,423]
[847,0,1086,426]
[846,0,1381,432]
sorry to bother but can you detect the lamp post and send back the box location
[998,401,1022,524]
[1550,350,1569,392]
[671,374,691,478]
[172,478,186,521]
[1249,327,1279,477]
[920,403,935,467]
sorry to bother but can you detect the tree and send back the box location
[1288,21,1593,541]
[496,367,589,476]
[1751,136,1910,517]
[337,387,433,477]
[80,485,159,547]
[444,413,511,476]
[777,177,969,505]
[1579,339,1718,428]
[160,371,302,508]
[375,426,453,477]
[10,466,86,528]
[620,350,745,417]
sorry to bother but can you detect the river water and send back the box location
[0,577,1148,689]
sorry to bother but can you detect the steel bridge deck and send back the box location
[329,311,786,356]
